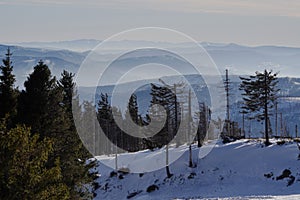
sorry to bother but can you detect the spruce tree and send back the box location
[17,62,95,198]
[0,48,18,125]
[124,94,143,151]
[96,93,145,153]
[97,93,113,152]
[239,70,279,145]
[82,100,98,154]
[149,83,177,178]
[17,60,59,138]
[97,93,111,121]
[127,94,139,124]
[0,123,69,200]
[58,70,96,199]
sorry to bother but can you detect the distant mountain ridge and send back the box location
[5,39,101,52]
[1,40,300,87]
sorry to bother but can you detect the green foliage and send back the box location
[124,94,144,151]
[97,93,113,154]
[240,70,278,120]
[97,93,111,121]
[16,61,96,199]
[17,60,59,138]
[0,48,18,126]
[148,83,177,148]
[58,70,96,199]
[240,70,279,144]
[0,124,70,200]
[126,94,139,124]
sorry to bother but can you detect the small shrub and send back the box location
[127,190,142,199]
[146,185,159,193]
[110,171,117,178]
[264,172,273,178]
[276,169,292,180]
[188,172,196,179]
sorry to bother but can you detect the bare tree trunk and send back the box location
[188,89,193,167]
[264,70,270,145]
[166,144,172,178]
[189,145,193,167]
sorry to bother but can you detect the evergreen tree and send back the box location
[149,83,178,148]
[124,94,143,151]
[127,94,139,124]
[58,70,96,199]
[0,48,18,126]
[149,83,178,178]
[239,70,279,145]
[97,93,113,153]
[0,123,69,200]
[82,100,98,154]
[59,70,75,113]
[97,93,111,121]
[17,60,60,138]
[18,62,95,198]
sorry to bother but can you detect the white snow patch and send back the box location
[94,139,300,200]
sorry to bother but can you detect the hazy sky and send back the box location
[0,0,300,47]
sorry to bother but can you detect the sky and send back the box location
[0,0,300,47]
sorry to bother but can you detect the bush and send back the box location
[146,184,159,193]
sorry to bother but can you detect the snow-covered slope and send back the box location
[94,139,300,199]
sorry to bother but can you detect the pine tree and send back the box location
[149,83,178,178]
[81,101,97,154]
[97,93,111,121]
[239,70,279,145]
[96,94,122,154]
[17,60,59,138]
[124,94,143,151]
[17,62,95,198]
[0,48,18,125]
[58,70,96,199]
[97,93,144,153]
[0,123,69,200]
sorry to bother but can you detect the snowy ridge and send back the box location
[94,139,300,200]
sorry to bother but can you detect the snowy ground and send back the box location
[94,139,300,200]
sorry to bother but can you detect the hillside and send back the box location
[94,139,300,200]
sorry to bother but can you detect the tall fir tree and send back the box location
[58,70,96,199]
[82,101,98,154]
[17,60,60,138]
[124,94,143,151]
[0,48,18,126]
[149,83,178,178]
[239,70,279,145]
[97,93,113,152]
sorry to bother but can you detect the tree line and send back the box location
[83,81,211,155]
[0,49,97,199]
